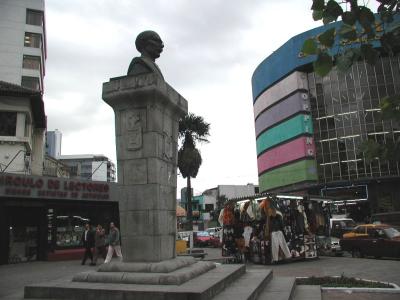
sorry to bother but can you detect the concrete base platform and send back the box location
[257,276,297,300]
[96,256,197,273]
[72,260,215,285]
[24,264,246,300]
[213,269,273,300]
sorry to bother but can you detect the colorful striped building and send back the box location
[251,20,400,220]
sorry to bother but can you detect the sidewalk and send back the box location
[0,260,94,299]
[1,248,399,299]
[203,247,400,286]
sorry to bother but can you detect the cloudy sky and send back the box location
[44,0,320,196]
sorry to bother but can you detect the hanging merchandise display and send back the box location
[220,193,330,264]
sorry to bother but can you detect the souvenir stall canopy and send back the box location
[218,192,333,264]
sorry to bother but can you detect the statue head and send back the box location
[135,30,164,61]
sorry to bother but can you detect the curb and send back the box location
[296,276,400,294]
[322,287,400,294]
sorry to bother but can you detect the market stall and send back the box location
[219,193,331,264]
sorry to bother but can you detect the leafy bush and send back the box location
[297,274,393,288]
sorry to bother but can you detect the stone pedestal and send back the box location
[102,73,188,262]
[24,73,239,299]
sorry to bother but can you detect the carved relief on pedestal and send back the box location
[163,133,173,161]
[163,113,173,161]
[125,110,143,151]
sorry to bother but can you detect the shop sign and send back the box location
[0,174,114,201]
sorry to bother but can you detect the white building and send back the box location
[0,0,46,91]
[59,154,116,182]
[202,184,259,211]
[0,81,46,175]
[0,1,47,176]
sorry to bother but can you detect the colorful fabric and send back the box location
[271,230,291,262]
[223,205,235,225]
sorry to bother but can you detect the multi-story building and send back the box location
[0,0,46,91]
[0,0,47,176]
[0,1,120,265]
[59,154,116,182]
[42,155,70,178]
[45,129,62,159]
[181,184,259,212]
[0,81,46,175]
[252,21,400,219]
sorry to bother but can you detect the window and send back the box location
[0,112,17,136]
[26,9,43,26]
[21,76,40,90]
[205,204,214,212]
[22,55,41,70]
[24,32,42,48]
[355,226,366,234]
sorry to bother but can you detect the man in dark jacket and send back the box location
[81,223,94,265]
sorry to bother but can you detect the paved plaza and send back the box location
[0,248,399,299]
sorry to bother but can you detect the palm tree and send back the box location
[178,113,210,230]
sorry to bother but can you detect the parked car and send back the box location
[316,236,343,256]
[206,227,222,238]
[193,231,220,247]
[371,211,400,227]
[330,218,356,238]
[340,224,400,259]
[177,231,192,246]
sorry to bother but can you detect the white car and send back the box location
[206,227,222,238]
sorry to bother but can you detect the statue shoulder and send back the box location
[127,57,152,76]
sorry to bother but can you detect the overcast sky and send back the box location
[44,0,321,196]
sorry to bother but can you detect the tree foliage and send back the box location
[178,113,210,230]
[360,95,400,163]
[178,113,210,179]
[303,0,400,76]
[305,1,400,163]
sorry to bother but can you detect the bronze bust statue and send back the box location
[127,30,164,79]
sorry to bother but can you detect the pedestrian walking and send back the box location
[104,222,123,263]
[81,223,94,265]
[91,224,106,266]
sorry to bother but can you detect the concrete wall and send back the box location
[256,114,313,155]
[257,136,315,174]
[259,159,318,191]
[253,71,308,119]
[30,128,45,175]
[255,91,310,137]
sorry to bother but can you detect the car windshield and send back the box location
[340,220,356,227]
[332,219,356,228]
[196,231,210,237]
[383,227,400,239]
